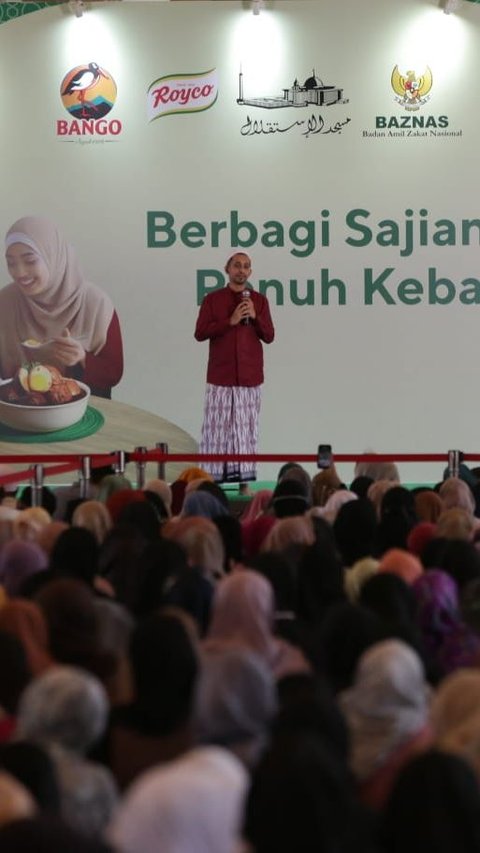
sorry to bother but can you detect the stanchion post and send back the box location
[80,456,91,500]
[156,442,168,481]
[135,446,147,488]
[114,450,126,475]
[31,463,44,508]
[447,449,461,478]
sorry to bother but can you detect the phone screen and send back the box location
[317,444,332,469]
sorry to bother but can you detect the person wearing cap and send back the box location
[194,253,274,484]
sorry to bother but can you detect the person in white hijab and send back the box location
[2,216,123,398]
[17,666,118,838]
[194,645,278,769]
[108,746,248,853]
[338,639,432,809]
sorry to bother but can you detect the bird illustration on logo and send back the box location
[391,66,433,111]
[60,62,117,119]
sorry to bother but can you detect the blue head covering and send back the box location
[182,492,229,521]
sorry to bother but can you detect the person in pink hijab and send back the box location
[240,486,275,560]
[203,569,309,680]
[241,490,273,523]
[2,216,123,398]
[242,515,277,559]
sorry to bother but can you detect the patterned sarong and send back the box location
[199,384,261,482]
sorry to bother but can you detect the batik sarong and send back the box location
[199,384,261,482]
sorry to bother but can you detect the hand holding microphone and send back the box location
[241,289,251,325]
[229,289,256,326]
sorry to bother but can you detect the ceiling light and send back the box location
[443,0,460,13]
[69,0,86,18]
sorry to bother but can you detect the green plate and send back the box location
[0,406,105,443]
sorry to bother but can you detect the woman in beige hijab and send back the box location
[2,216,123,398]
[430,669,480,779]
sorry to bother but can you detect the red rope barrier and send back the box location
[0,453,117,465]
[132,452,462,464]
[0,448,474,489]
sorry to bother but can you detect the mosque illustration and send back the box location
[237,68,347,109]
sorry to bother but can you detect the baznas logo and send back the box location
[60,62,117,119]
[147,69,218,121]
[391,66,433,111]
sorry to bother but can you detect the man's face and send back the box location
[226,253,252,292]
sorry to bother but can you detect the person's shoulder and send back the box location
[203,287,229,303]
[0,282,16,303]
[84,280,114,305]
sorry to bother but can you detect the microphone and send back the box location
[241,289,250,325]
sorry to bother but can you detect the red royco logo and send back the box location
[147,69,218,121]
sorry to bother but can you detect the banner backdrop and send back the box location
[0,0,479,481]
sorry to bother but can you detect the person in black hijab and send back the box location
[244,731,375,853]
[333,499,377,567]
[380,750,480,853]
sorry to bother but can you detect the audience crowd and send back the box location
[0,457,480,850]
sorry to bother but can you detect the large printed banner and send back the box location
[0,0,479,480]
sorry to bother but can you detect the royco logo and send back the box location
[147,69,218,121]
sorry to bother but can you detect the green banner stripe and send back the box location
[0,3,60,25]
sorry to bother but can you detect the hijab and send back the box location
[2,216,114,377]
[204,570,309,679]
[241,489,273,522]
[414,490,444,523]
[339,639,430,781]
[195,646,277,766]
[0,540,47,596]
[143,479,172,516]
[0,600,53,676]
[431,669,480,777]
[109,747,247,853]
[17,666,108,755]
[35,578,115,680]
[181,491,229,521]
[380,750,480,853]
[413,570,480,675]
[379,548,423,585]
[406,521,436,557]
[321,489,358,524]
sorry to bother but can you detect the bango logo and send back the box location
[57,62,122,138]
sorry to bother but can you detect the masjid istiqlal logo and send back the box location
[237,68,348,109]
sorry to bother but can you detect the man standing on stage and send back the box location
[195,252,275,483]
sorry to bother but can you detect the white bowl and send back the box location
[0,381,90,433]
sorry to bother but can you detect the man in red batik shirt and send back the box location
[194,252,274,483]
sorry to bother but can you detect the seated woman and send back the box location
[106,609,200,790]
[203,569,310,681]
[1,216,123,399]
[339,638,432,810]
